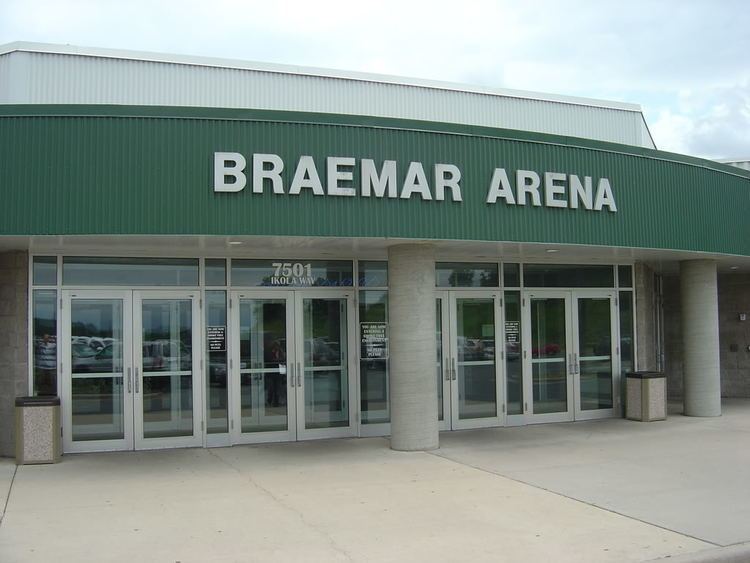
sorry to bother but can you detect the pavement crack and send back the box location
[206,448,354,562]
[0,464,18,528]
[426,449,719,549]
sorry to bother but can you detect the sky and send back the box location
[1,0,748,159]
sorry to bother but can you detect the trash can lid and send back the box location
[626,371,665,379]
[15,395,61,406]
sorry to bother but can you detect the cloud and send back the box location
[649,81,750,158]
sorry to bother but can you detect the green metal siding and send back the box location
[1,105,749,256]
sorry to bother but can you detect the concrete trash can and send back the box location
[15,396,62,464]
[626,372,667,422]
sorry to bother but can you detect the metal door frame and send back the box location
[572,290,619,420]
[294,289,357,441]
[229,290,296,445]
[61,289,134,453]
[132,290,203,450]
[229,289,357,443]
[437,290,504,431]
[521,290,575,424]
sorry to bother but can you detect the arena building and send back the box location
[0,42,748,455]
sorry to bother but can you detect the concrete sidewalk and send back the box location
[0,401,748,562]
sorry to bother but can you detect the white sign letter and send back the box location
[289,156,324,196]
[517,170,542,206]
[252,154,284,194]
[213,152,246,192]
[544,172,568,208]
[434,164,462,202]
[569,175,593,210]
[594,178,617,212]
[400,162,432,200]
[327,157,356,196]
[361,159,397,198]
[486,168,516,204]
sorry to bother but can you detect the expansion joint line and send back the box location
[0,464,18,527]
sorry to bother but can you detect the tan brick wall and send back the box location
[0,251,29,457]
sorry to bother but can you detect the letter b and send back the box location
[213,152,247,192]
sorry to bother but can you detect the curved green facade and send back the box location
[1,105,749,256]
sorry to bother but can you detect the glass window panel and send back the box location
[436,263,499,288]
[239,298,289,433]
[578,298,613,410]
[303,298,349,429]
[503,263,520,288]
[531,297,568,414]
[232,260,354,287]
[358,261,388,287]
[360,290,389,424]
[523,264,614,288]
[141,299,194,438]
[456,298,497,419]
[33,290,57,396]
[70,298,125,441]
[206,291,228,434]
[504,291,523,415]
[63,257,199,286]
[33,256,57,285]
[619,290,635,412]
[618,265,633,288]
[205,259,227,286]
[436,299,443,421]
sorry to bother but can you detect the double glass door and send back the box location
[436,292,503,430]
[61,290,201,452]
[230,290,356,443]
[513,290,618,423]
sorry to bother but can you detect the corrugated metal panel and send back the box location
[0,50,651,147]
[1,111,748,256]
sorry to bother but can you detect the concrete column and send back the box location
[680,260,721,417]
[388,244,438,451]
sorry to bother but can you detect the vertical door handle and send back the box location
[573,352,579,375]
[451,358,457,380]
[135,367,140,393]
[289,363,295,387]
[297,363,302,387]
[568,353,574,374]
[127,367,132,393]
[444,364,450,381]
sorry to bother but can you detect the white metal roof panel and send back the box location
[0,42,655,148]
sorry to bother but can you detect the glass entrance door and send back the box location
[521,290,618,423]
[232,292,295,443]
[573,291,618,420]
[231,290,355,443]
[133,291,202,449]
[62,290,133,453]
[524,292,574,423]
[436,291,502,430]
[62,290,201,452]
